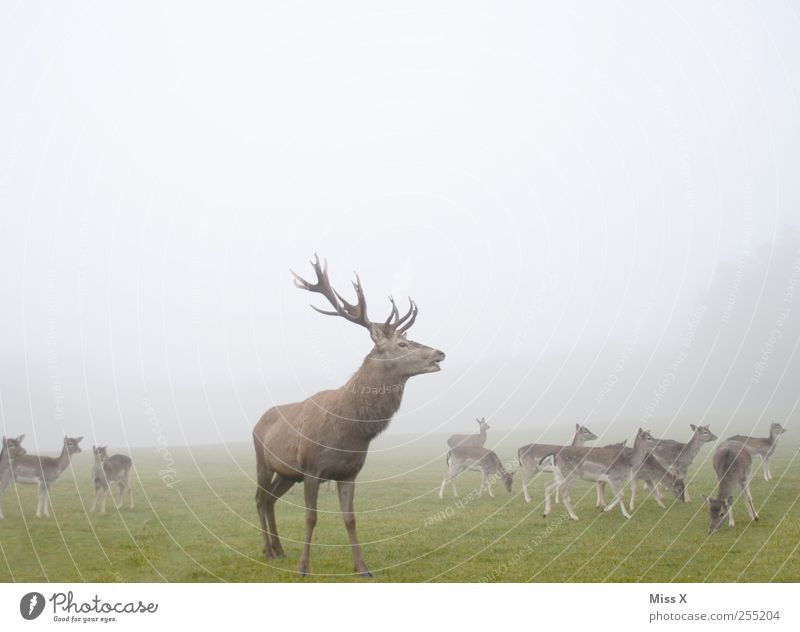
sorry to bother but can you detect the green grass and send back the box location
[1,434,798,582]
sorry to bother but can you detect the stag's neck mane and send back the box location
[333,357,409,441]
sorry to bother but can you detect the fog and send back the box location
[1,1,799,452]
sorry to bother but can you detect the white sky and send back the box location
[1,1,799,450]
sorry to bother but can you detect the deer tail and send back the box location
[538,453,556,468]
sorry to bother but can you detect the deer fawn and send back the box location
[542,429,657,520]
[727,422,786,481]
[517,424,597,503]
[253,255,444,577]
[0,435,27,519]
[703,440,759,533]
[447,417,490,450]
[11,436,82,518]
[650,424,716,502]
[439,446,513,498]
[90,446,134,513]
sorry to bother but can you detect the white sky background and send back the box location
[1,1,799,450]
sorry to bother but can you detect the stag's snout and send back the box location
[428,349,446,373]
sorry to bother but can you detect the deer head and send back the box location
[770,422,787,438]
[576,424,598,442]
[93,445,109,462]
[703,494,732,533]
[477,417,490,431]
[2,436,26,458]
[636,428,658,451]
[64,436,83,455]
[502,470,514,493]
[292,255,445,379]
[689,424,717,442]
[669,478,686,502]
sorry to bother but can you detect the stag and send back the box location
[253,255,445,577]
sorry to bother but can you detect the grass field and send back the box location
[1,432,798,583]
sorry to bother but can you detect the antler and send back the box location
[291,255,418,334]
[291,254,372,330]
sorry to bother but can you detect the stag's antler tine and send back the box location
[310,305,342,317]
[395,298,415,327]
[396,299,418,334]
[292,256,372,330]
[384,296,400,326]
[290,270,311,290]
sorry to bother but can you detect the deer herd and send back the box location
[0,435,133,519]
[0,255,791,579]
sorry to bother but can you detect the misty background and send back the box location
[1,1,799,455]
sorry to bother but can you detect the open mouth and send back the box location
[428,352,445,372]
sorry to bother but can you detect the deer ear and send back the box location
[690,424,697,431]
[575,423,580,430]
[701,494,709,505]
[17,434,25,442]
[75,436,84,443]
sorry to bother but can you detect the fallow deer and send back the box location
[542,429,657,520]
[447,417,490,450]
[703,440,759,533]
[727,422,786,481]
[650,424,717,502]
[91,446,134,513]
[253,255,445,577]
[0,435,27,519]
[594,441,685,510]
[438,446,513,498]
[517,424,597,503]
[11,436,82,518]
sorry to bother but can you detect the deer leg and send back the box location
[265,475,294,558]
[485,471,494,498]
[337,480,372,578]
[743,482,759,521]
[559,480,579,521]
[439,468,455,499]
[298,477,321,577]
[764,458,771,481]
[42,484,51,518]
[543,478,560,517]
[100,486,109,513]
[653,482,666,508]
[127,478,134,509]
[521,466,537,503]
[604,480,630,519]
[629,477,638,511]
[596,482,606,508]
[90,483,100,512]
[256,467,276,558]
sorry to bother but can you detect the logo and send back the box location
[20,592,45,620]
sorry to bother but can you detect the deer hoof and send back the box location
[358,570,374,578]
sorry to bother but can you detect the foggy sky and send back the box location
[1,1,799,452]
